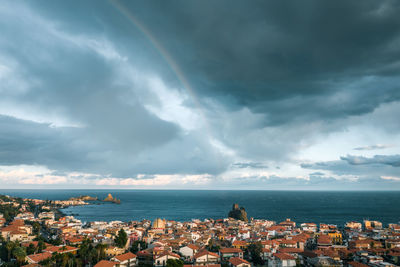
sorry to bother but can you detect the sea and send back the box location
[0,189,399,227]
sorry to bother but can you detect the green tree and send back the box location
[130,241,147,253]
[166,259,184,267]
[26,243,36,255]
[114,229,128,248]
[95,243,107,262]
[38,240,46,253]
[5,241,16,261]
[12,246,27,265]
[207,239,220,252]
[248,242,263,265]
[32,222,41,236]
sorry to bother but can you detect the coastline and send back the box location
[0,189,399,226]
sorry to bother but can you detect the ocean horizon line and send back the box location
[1,188,400,192]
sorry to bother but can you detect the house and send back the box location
[1,220,32,242]
[44,245,78,254]
[300,223,317,233]
[94,260,119,267]
[268,253,296,267]
[279,219,296,230]
[232,240,247,250]
[105,246,126,257]
[179,244,200,259]
[317,234,332,249]
[154,251,181,267]
[229,257,251,267]
[262,248,272,260]
[25,252,52,264]
[345,222,362,231]
[307,256,341,267]
[348,261,370,267]
[219,248,243,261]
[238,230,250,239]
[112,252,137,267]
[194,250,220,265]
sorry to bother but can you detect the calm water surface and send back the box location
[0,189,398,226]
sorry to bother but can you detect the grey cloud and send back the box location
[354,144,393,150]
[0,2,230,177]
[341,154,400,167]
[309,172,325,176]
[113,0,400,125]
[232,162,268,169]
[1,0,400,188]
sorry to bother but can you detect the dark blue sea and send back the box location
[0,190,399,226]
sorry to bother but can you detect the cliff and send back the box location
[228,203,248,222]
[103,193,121,204]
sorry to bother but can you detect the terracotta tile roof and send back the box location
[187,244,200,250]
[317,234,332,245]
[273,253,296,260]
[26,252,52,263]
[278,248,303,254]
[348,261,370,267]
[219,248,242,253]
[229,257,250,266]
[44,245,78,254]
[114,252,137,262]
[94,260,119,267]
[154,251,180,259]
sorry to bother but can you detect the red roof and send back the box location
[187,244,200,250]
[154,251,180,259]
[44,245,78,254]
[94,260,119,267]
[220,248,242,254]
[278,248,303,254]
[114,252,137,262]
[27,252,52,263]
[229,257,250,266]
[348,261,370,267]
[273,253,296,260]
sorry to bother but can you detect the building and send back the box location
[94,260,119,267]
[180,244,200,259]
[111,252,137,267]
[268,253,296,267]
[194,251,220,265]
[364,220,383,230]
[25,252,52,264]
[229,257,251,267]
[220,248,243,261]
[153,251,180,267]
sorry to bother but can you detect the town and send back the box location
[0,195,399,267]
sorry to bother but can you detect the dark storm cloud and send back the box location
[0,115,88,170]
[0,2,229,177]
[114,0,400,125]
[1,0,400,186]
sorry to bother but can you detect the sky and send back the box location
[0,0,400,190]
